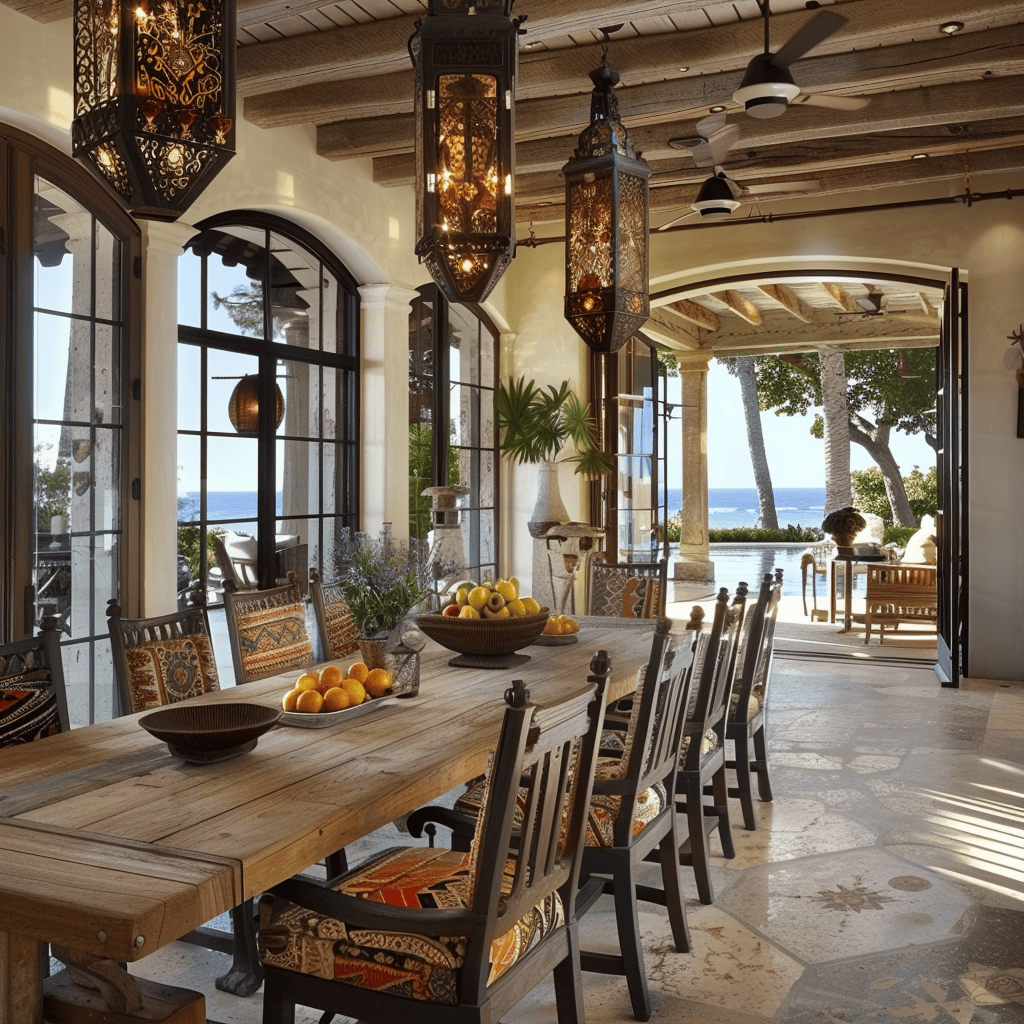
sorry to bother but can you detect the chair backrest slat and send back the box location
[308,568,360,662]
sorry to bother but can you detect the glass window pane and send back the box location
[64,639,115,728]
[33,181,88,316]
[321,269,338,354]
[206,435,259,527]
[178,345,202,432]
[34,312,71,422]
[96,323,122,425]
[205,226,267,337]
[178,246,202,327]
[277,438,320,519]
[270,232,317,348]
[94,220,120,323]
[279,359,318,441]
[208,350,258,435]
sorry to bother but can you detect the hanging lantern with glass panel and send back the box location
[409,0,522,304]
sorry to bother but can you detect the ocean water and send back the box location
[668,486,825,531]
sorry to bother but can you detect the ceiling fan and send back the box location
[834,287,940,326]
[657,114,820,230]
[733,1,872,119]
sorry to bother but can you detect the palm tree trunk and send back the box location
[736,356,778,529]
[820,347,852,513]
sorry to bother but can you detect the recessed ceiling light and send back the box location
[939,21,964,34]
[912,153,929,159]
[679,66,690,73]
[709,104,727,113]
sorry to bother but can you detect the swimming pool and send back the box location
[706,543,816,598]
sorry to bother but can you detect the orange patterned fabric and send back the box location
[259,846,564,1004]
[123,635,220,713]
[235,600,313,682]
[585,757,666,848]
[323,596,359,658]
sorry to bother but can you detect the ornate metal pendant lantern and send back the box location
[72,0,236,220]
[409,0,522,304]
[563,51,651,353]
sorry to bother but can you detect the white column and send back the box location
[674,351,714,584]
[358,283,418,541]
[139,219,197,616]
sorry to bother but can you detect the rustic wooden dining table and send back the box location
[0,617,661,1024]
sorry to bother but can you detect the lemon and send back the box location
[346,662,370,683]
[322,686,351,711]
[295,672,320,691]
[295,689,324,713]
[341,677,366,705]
[522,597,541,615]
[282,687,303,711]
[364,668,393,697]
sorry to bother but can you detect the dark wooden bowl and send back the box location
[413,609,550,656]
[139,702,282,761]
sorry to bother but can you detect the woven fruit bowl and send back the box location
[413,608,550,657]
[139,702,282,763]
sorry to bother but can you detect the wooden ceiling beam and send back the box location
[757,284,815,324]
[707,314,939,355]
[711,290,762,326]
[821,283,864,313]
[668,299,720,333]
[715,335,939,357]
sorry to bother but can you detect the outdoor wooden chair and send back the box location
[257,663,609,1024]
[722,572,782,831]
[575,618,696,1021]
[675,586,745,905]
[222,572,314,686]
[863,564,938,644]
[585,555,668,619]
[106,597,268,996]
[309,567,359,661]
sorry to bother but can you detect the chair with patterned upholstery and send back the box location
[309,568,359,662]
[675,586,745,905]
[257,658,609,1024]
[107,597,266,996]
[723,572,782,831]
[586,555,667,619]
[222,572,314,687]
[575,618,697,1021]
[0,616,69,747]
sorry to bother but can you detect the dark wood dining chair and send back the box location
[675,586,746,905]
[257,661,609,1024]
[575,618,697,1021]
[0,616,69,746]
[106,597,265,997]
[222,572,314,686]
[586,556,668,619]
[308,567,360,662]
[723,572,783,830]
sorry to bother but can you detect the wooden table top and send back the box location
[0,620,659,963]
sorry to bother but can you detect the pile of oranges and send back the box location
[282,661,392,714]
[543,614,580,636]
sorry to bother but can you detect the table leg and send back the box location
[0,929,44,1023]
[829,563,838,624]
[842,560,854,633]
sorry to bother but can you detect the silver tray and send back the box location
[280,696,394,729]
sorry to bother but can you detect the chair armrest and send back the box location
[406,805,477,841]
[266,874,487,937]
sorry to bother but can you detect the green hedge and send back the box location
[707,525,822,543]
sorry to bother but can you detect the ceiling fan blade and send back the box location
[707,124,740,166]
[792,93,871,112]
[695,112,728,137]
[772,10,847,68]
[742,178,820,195]
[669,121,739,168]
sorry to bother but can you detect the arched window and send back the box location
[1,123,141,725]
[177,213,359,607]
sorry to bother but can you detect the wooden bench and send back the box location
[863,564,938,644]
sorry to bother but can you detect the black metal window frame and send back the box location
[409,284,500,582]
[177,212,360,597]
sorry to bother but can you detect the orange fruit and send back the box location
[282,687,303,711]
[346,662,370,684]
[321,687,351,712]
[317,665,343,693]
[364,668,393,698]
[295,672,320,691]
[295,689,324,713]
[341,677,366,705]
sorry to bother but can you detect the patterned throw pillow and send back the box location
[237,601,313,681]
[0,679,61,746]
[123,635,220,713]
[323,596,359,658]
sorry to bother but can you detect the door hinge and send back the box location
[133,378,141,401]
[132,478,141,500]
[133,255,142,279]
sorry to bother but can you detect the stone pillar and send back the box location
[358,283,419,541]
[139,219,197,615]
[674,352,714,584]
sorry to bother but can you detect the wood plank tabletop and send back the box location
[0,621,659,962]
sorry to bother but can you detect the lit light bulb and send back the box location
[460,257,475,273]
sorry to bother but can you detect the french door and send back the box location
[935,268,968,687]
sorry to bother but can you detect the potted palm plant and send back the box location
[495,377,614,538]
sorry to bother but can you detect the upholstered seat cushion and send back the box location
[680,729,719,765]
[123,635,220,713]
[454,757,666,850]
[0,680,62,746]
[236,601,313,680]
[728,686,762,722]
[259,846,564,1004]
